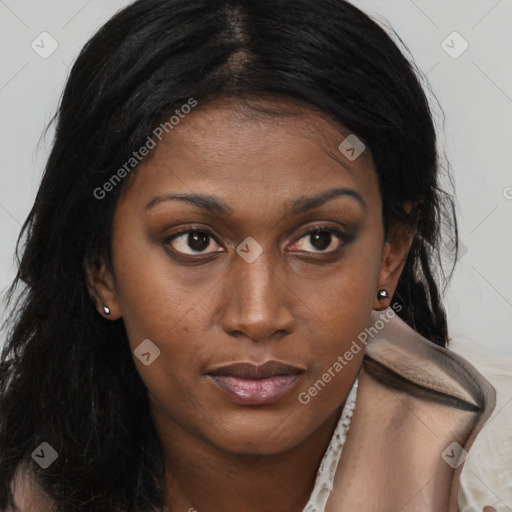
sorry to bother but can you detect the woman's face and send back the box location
[91,98,405,456]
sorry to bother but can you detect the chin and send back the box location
[202,415,308,456]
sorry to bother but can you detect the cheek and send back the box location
[110,228,193,345]
[292,250,380,396]
[122,311,209,429]
[296,253,379,334]
[293,296,369,417]
[109,228,212,389]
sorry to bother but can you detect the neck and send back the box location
[154,405,344,512]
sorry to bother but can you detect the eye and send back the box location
[163,228,223,256]
[289,226,348,254]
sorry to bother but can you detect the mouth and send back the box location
[206,360,305,406]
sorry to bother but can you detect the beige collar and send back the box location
[324,309,496,512]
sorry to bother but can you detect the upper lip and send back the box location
[207,360,305,380]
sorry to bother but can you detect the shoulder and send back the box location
[325,310,499,512]
[10,465,56,512]
[449,339,512,511]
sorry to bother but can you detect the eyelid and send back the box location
[163,223,350,257]
[163,226,224,255]
[294,224,347,238]
[289,224,349,252]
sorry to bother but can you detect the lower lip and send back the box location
[208,374,301,405]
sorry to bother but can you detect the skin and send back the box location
[86,97,416,512]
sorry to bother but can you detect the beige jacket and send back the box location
[325,309,497,512]
[12,309,497,512]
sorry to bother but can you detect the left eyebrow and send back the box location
[143,187,366,215]
[290,187,366,215]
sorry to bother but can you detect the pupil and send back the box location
[189,231,209,251]
[311,230,331,250]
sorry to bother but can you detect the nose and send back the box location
[221,251,295,343]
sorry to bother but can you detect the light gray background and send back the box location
[1,0,512,355]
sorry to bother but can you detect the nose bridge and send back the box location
[222,248,293,341]
[234,249,278,315]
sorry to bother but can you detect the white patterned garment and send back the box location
[302,376,359,512]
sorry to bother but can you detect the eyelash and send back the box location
[163,225,350,257]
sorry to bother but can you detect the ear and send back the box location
[373,201,418,311]
[83,257,122,320]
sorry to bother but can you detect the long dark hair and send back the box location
[0,0,458,510]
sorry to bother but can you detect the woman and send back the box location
[0,0,501,510]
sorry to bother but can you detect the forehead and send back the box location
[122,97,380,212]
[156,97,372,166]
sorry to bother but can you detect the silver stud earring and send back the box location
[377,289,390,301]
[103,306,111,315]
